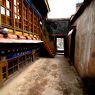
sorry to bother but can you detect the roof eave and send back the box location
[44,0,50,12]
[70,0,93,25]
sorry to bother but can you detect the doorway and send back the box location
[70,28,76,64]
[56,38,64,54]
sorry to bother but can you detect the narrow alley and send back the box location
[0,55,85,95]
[0,0,95,95]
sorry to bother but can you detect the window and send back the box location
[23,4,28,31]
[6,0,10,8]
[57,38,64,51]
[6,9,10,16]
[14,0,22,29]
[1,6,5,15]
[28,9,33,32]
[14,0,16,6]
[0,0,12,26]
[0,0,41,36]
[33,13,40,35]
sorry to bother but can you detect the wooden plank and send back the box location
[0,67,3,88]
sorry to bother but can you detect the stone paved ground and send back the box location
[0,55,86,95]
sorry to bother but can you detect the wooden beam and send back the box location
[22,0,24,35]
[0,66,3,87]
[32,10,34,35]
[12,0,15,34]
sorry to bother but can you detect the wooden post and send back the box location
[32,10,34,35]
[22,0,24,35]
[2,61,8,80]
[12,0,16,34]
[0,66,3,88]
[0,59,8,87]
[6,65,8,79]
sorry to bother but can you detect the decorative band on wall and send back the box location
[8,29,13,34]
[15,31,22,35]
[49,34,64,36]
[24,33,29,36]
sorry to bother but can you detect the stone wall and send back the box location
[74,0,95,78]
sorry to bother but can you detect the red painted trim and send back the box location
[49,34,64,36]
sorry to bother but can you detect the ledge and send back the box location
[0,38,43,43]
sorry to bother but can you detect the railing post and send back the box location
[0,65,3,88]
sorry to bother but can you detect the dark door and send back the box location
[70,28,76,64]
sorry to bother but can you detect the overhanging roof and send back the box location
[46,19,70,36]
[24,0,42,18]
[44,0,50,12]
[32,0,50,16]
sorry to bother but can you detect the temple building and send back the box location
[0,0,54,86]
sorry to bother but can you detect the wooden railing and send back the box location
[41,32,55,57]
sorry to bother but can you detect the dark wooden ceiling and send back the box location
[31,0,48,17]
